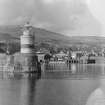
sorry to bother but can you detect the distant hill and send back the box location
[0,25,104,49]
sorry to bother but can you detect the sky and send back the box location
[0,0,104,36]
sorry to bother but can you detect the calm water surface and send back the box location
[0,64,105,105]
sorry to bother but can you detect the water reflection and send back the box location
[71,64,76,74]
[43,64,105,79]
[26,74,40,105]
[0,72,23,79]
[0,72,41,80]
[0,72,41,105]
[0,64,105,105]
[1,64,105,80]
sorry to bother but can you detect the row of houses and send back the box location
[36,49,105,64]
[36,50,89,63]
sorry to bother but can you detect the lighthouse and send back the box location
[21,22,35,54]
[20,22,38,72]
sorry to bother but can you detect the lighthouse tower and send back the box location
[21,22,35,54]
[20,22,38,72]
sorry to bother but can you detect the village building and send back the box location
[55,51,68,61]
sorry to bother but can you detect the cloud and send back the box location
[0,0,102,36]
[87,0,105,35]
[0,0,37,24]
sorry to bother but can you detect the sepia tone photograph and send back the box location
[0,0,105,105]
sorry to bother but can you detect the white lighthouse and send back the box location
[21,22,35,54]
[19,22,38,72]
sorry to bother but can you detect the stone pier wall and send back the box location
[0,53,38,72]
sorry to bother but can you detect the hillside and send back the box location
[0,25,104,49]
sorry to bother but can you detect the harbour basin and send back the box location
[0,64,105,105]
